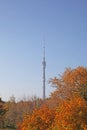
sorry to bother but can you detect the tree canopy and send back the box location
[50,66,87,101]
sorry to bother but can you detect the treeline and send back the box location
[0,66,87,130]
[0,97,43,129]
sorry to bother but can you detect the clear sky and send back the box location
[0,0,87,101]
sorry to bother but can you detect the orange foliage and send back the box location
[54,96,87,130]
[18,105,55,130]
[50,66,87,101]
[18,67,87,130]
[18,96,87,130]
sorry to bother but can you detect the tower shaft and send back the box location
[42,46,46,100]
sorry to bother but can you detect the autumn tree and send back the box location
[0,98,8,128]
[18,105,55,130]
[5,97,43,129]
[50,66,87,102]
[53,96,87,130]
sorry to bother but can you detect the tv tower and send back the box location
[42,43,46,100]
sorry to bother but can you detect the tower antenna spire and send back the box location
[42,40,46,100]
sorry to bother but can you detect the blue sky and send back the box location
[0,0,87,101]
